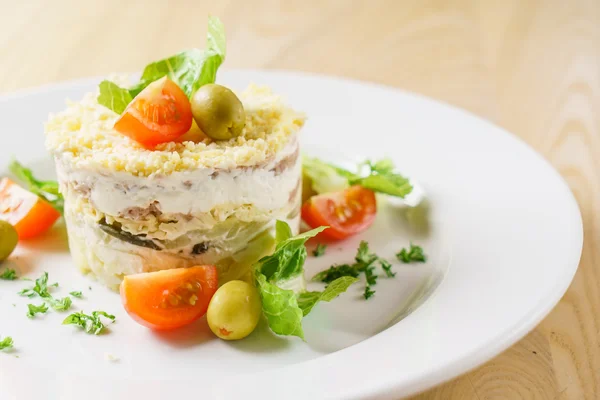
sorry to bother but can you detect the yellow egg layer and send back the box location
[45,81,305,177]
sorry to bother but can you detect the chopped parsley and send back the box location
[312,243,327,257]
[47,296,72,311]
[364,265,378,286]
[0,336,14,351]
[354,241,378,271]
[26,303,49,318]
[18,272,56,298]
[313,241,425,299]
[69,291,83,298]
[363,264,378,300]
[18,272,72,313]
[0,268,17,280]
[313,241,397,299]
[396,243,426,263]
[380,259,396,278]
[63,311,115,335]
[312,264,359,283]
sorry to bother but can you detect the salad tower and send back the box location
[1,17,419,343]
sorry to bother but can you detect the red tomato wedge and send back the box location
[114,77,193,148]
[301,185,377,241]
[0,178,60,240]
[120,265,218,330]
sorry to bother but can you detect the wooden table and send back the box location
[2,1,599,398]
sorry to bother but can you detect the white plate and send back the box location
[0,71,582,400]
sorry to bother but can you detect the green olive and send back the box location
[0,221,18,262]
[191,84,246,140]
[207,280,261,340]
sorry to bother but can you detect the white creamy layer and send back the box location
[55,136,299,217]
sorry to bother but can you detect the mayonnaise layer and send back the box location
[56,136,299,218]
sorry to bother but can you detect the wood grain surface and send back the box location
[1,1,599,399]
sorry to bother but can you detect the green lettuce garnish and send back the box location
[303,156,413,198]
[255,274,304,338]
[302,156,350,194]
[254,221,358,339]
[97,81,133,115]
[9,159,64,213]
[0,336,14,351]
[297,276,357,316]
[98,16,226,113]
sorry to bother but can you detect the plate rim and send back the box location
[0,70,583,399]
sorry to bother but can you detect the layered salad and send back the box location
[1,17,421,343]
[45,83,303,290]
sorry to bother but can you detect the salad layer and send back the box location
[55,133,300,220]
[58,146,301,289]
[65,210,300,290]
[45,82,305,177]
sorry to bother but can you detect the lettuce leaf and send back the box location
[98,16,226,113]
[255,273,305,338]
[275,219,293,243]
[97,81,133,114]
[254,221,357,339]
[255,222,326,283]
[303,156,413,198]
[297,276,358,316]
[206,16,226,58]
[302,156,350,194]
[9,159,64,213]
[352,159,413,198]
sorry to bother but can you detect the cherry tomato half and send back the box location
[301,185,377,240]
[120,265,218,331]
[114,77,193,148]
[0,178,60,240]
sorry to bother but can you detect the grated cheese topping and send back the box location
[45,82,305,177]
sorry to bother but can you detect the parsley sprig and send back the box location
[0,336,14,351]
[26,303,49,319]
[380,259,395,278]
[47,296,72,311]
[312,264,359,283]
[312,243,327,257]
[18,272,57,298]
[0,268,17,280]
[18,272,74,313]
[63,311,115,335]
[313,241,427,299]
[396,243,426,263]
[312,241,393,299]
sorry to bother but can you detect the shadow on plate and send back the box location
[389,198,431,238]
[228,318,291,353]
[150,317,215,349]
[2,255,35,277]
[18,222,69,254]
